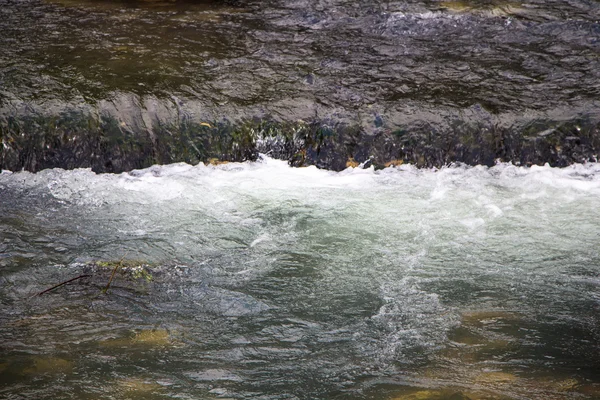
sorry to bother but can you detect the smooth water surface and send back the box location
[1,0,599,116]
[1,158,599,399]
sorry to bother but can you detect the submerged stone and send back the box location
[577,383,600,396]
[22,357,74,375]
[133,329,171,345]
[474,371,518,384]
[99,329,172,348]
[392,389,476,400]
[118,377,164,394]
[554,378,579,392]
[460,311,522,326]
[437,0,525,16]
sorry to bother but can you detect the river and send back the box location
[1,0,600,398]
[1,158,599,399]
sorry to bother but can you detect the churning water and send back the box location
[1,157,599,399]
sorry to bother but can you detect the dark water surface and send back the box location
[1,0,599,120]
[1,159,600,399]
[1,0,599,110]
[1,0,600,172]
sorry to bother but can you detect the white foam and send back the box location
[3,158,600,207]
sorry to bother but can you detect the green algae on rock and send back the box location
[2,105,599,173]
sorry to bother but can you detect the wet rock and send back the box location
[1,102,598,173]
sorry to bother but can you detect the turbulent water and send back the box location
[1,0,599,397]
[1,157,599,399]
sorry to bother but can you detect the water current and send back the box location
[1,0,599,128]
[1,157,599,399]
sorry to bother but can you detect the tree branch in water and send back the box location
[30,274,91,298]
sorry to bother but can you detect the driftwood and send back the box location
[102,260,121,294]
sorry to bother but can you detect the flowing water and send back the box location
[1,158,599,399]
[1,1,600,396]
[1,0,599,121]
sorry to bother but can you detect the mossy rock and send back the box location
[345,158,360,168]
[92,260,154,282]
[384,159,405,168]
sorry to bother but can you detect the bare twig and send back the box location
[30,274,91,299]
[102,254,127,294]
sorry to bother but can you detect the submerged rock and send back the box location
[99,329,173,348]
[392,388,478,400]
[474,371,517,384]
[118,377,164,394]
[22,357,74,375]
